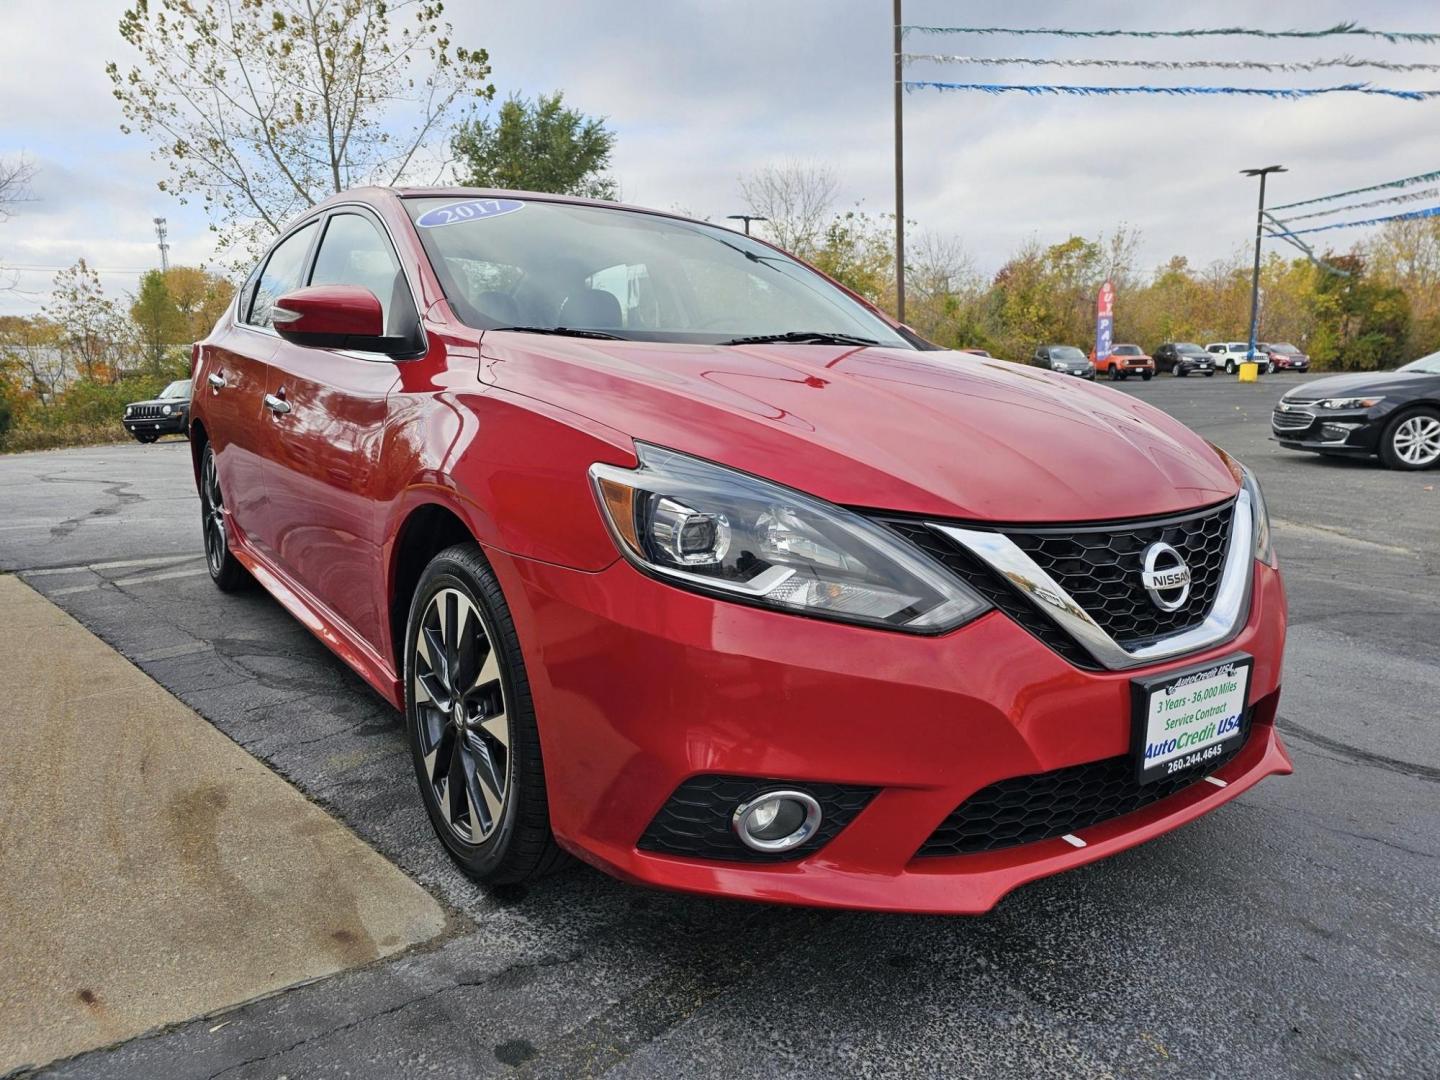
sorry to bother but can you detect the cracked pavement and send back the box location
[0,374,1436,1079]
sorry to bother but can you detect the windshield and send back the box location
[1112,344,1142,356]
[1050,346,1086,362]
[1269,343,1299,354]
[1176,343,1205,354]
[404,197,910,348]
[1399,350,1440,374]
[160,379,191,399]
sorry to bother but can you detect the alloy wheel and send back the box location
[1392,414,1440,466]
[413,587,510,844]
[201,450,227,574]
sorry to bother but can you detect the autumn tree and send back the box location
[452,92,617,199]
[107,0,495,254]
[164,265,234,340]
[44,260,130,382]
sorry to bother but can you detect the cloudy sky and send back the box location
[2,0,1437,316]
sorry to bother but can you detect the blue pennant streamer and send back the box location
[1279,204,1440,234]
[1272,168,1440,210]
[904,81,1440,101]
[901,24,1440,45]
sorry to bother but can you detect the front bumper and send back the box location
[123,415,187,437]
[1272,406,1384,454]
[492,550,1289,914]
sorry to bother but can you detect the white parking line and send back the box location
[46,566,210,596]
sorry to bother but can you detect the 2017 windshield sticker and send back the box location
[416,198,525,228]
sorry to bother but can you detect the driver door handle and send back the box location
[264,391,291,416]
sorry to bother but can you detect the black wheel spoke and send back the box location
[413,585,510,845]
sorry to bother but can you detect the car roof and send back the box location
[314,185,716,232]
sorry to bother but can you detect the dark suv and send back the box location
[122,379,192,443]
[1153,343,1216,378]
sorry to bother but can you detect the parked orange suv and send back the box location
[1092,343,1155,382]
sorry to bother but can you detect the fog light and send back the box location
[732,790,822,852]
[1321,422,1360,441]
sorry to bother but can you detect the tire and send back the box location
[1141,371,1152,382]
[136,433,158,444]
[1204,371,1214,378]
[199,443,250,591]
[1225,359,1235,374]
[1174,367,1186,377]
[1378,406,1440,471]
[403,543,565,884]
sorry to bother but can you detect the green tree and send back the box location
[131,270,185,374]
[452,92,617,199]
[108,0,494,254]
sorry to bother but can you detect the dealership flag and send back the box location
[1096,281,1115,359]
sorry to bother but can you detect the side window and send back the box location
[249,221,318,329]
[237,261,264,323]
[309,212,410,332]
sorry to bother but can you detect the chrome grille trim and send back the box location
[930,489,1254,672]
[1271,407,1315,431]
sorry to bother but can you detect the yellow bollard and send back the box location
[1238,361,1259,383]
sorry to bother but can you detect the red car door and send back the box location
[201,219,321,557]
[260,209,420,652]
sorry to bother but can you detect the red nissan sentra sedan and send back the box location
[189,188,1290,914]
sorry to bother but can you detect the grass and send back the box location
[0,422,139,454]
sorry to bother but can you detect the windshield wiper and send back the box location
[489,325,626,341]
[720,330,879,347]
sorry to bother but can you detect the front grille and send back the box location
[638,774,878,862]
[1005,501,1234,648]
[1271,406,1315,431]
[916,726,1251,857]
[129,404,162,419]
[886,520,1101,669]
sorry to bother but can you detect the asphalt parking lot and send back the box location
[1,373,1436,1079]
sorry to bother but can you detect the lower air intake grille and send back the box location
[916,727,1250,857]
[638,774,878,862]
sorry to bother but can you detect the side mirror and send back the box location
[272,285,411,356]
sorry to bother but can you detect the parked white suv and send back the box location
[1206,342,1273,375]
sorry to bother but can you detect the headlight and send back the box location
[1240,465,1276,568]
[162,404,173,415]
[1316,397,1379,410]
[590,445,990,632]
[1050,362,1067,371]
[124,406,133,417]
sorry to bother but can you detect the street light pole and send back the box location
[1241,165,1286,363]
[725,214,767,236]
[893,0,906,324]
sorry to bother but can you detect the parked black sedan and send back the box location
[1153,342,1216,377]
[122,378,192,443]
[1272,351,1440,469]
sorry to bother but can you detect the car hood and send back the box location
[1285,371,1431,398]
[128,397,188,408]
[485,338,1239,522]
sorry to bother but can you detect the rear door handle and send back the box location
[263,392,291,416]
[207,372,226,390]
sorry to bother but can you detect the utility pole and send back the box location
[893,0,906,323]
[725,214,767,236]
[1240,166,1285,361]
[153,216,170,273]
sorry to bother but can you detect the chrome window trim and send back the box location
[229,199,429,361]
[930,489,1254,672]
